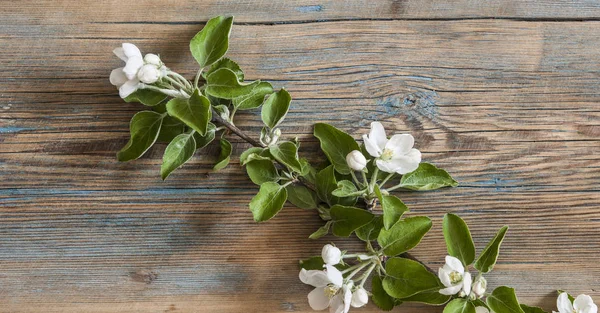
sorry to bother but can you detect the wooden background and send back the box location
[1,0,599,312]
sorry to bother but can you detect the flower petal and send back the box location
[387,134,414,155]
[375,159,399,174]
[113,47,127,62]
[574,294,597,313]
[462,272,472,296]
[109,68,127,87]
[300,269,331,288]
[308,287,331,311]
[329,294,344,313]
[118,80,140,99]
[390,149,421,174]
[557,292,574,313]
[122,43,142,58]
[369,122,387,150]
[438,267,452,287]
[363,134,382,158]
[439,284,462,296]
[325,265,343,287]
[475,307,490,313]
[342,284,352,313]
[445,255,465,273]
[123,56,144,80]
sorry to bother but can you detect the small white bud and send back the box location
[137,64,161,84]
[351,287,369,308]
[144,53,162,66]
[346,150,367,171]
[471,276,487,299]
[321,244,342,265]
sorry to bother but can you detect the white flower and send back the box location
[362,122,421,174]
[322,244,342,265]
[110,43,144,98]
[299,265,352,312]
[438,255,472,297]
[471,275,487,299]
[350,287,369,308]
[144,53,162,66]
[475,307,491,313]
[137,64,161,84]
[346,150,367,171]
[554,293,597,313]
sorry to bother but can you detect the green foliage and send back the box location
[443,298,476,313]
[249,182,287,222]
[261,89,291,129]
[329,205,374,237]
[205,68,260,99]
[475,225,509,273]
[313,123,361,175]
[299,256,325,270]
[156,116,185,143]
[378,216,432,256]
[286,185,318,209]
[383,257,443,298]
[117,111,165,161]
[245,159,279,185]
[192,123,216,149]
[203,57,244,81]
[124,89,167,106]
[190,15,233,68]
[520,304,549,313]
[355,215,383,241]
[269,141,302,173]
[332,180,359,197]
[400,289,451,305]
[372,275,396,311]
[213,138,232,170]
[166,89,212,135]
[309,221,332,239]
[161,132,196,180]
[443,213,476,266]
[315,165,357,207]
[486,286,526,313]
[399,163,459,191]
[233,82,273,110]
[375,185,409,230]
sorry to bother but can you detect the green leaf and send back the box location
[443,298,476,313]
[269,141,303,173]
[213,138,232,171]
[249,182,287,222]
[240,147,265,164]
[299,256,325,270]
[375,185,409,230]
[117,111,165,161]
[233,81,273,110]
[378,216,432,256]
[261,89,291,129]
[399,162,459,191]
[309,221,332,239]
[474,226,509,273]
[356,215,383,241]
[124,89,167,106]
[372,275,396,311]
[192,123,216,149]
[190,15,233,68]
[245,159,279,185]
[203,57,244,81]
[520,304,548,313]
[313,123,360,175]
[315,165,356,207]
[300,158,317,184]
[166,90,212,135]
[160,132,196,180]
[330,205,374,237]
[443,213,476,266]
[383,257,442,298]
[206,68,260,99]
[157,116,185,143]
[332,180,359,197]
[486,286,525,313]
[401,289,451,305]
[286,185,318,209]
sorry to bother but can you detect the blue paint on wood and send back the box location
[0,127,33,133]
[296,5,323,12]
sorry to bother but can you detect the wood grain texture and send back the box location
[1,1,599,312]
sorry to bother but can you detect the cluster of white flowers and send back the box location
[346,122,421,174]
[554,292,597,313]
[438,256,486,300]
[109,43,167,98]
[300,244,369,313]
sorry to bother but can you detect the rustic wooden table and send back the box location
[2,1,599,312]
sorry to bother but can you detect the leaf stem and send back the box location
[385,183,403,192]
[194,68,203,90]
[358,262,377,287]
[368,167,379,194]
[380,172,395,187]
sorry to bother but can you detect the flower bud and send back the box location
[346,150,367,171]
[137,64,161,84]
[144,53,162,66]
[471,276,487,299]
[351,287,369,307]
[321,244,341,265]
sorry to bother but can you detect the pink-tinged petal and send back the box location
[300,269,331,288]
[369,122,388,150]
[375,159,399,174]
[439,284,462,296]
[387,134,414,155]
[574,294,597,313]
[475,307,490,313]
[113,47,127,61]
[308,287,331,311]
[325,265,343,287]
[329,294,344,313]
[445,256,465,273]
[462,272,472,296]
[557,292,574,313]
[438,267,452,287]
[119,80,140,98]
[363,135,382,157]
[109,68,127,87]
[122,43,142,58]
[123,56,144,80]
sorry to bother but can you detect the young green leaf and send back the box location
[213,138,232,171]
[378,216,432,256]
[372,275,396,311]
[520,304,549,313]
[205,68,260,99]
[383,257,442,298]
[443,298,476,313]
[192,123,216,149]
[474,225,509,273]
[249,182,287,222]
[330,205,374,237]
[190,15,233,68]
[375,185,409,230]
[355,215,383,242]
[332,180,359,197]
[299,256,325,270]
[203,57,244,81]
[157,116,185,143]
[399,163,459,191]
[269,141,302,173]
[117,111,165,161]
[486,286,526,313]
[286,185,319,209]
[245,159,279,185]
[124,89,167,106]
[160,132,196,180]
[313,123,360,175]
[166,90,212,135]
[240,147,266,165]
[309,221,332,239]
[443,213,476,266]
[315,165,357,207]
[401,289,451,305]
[261,89,291,129]
[233,81,273,110]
